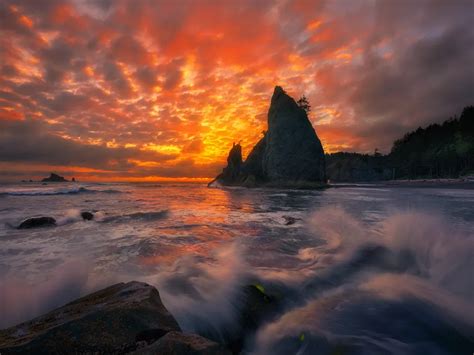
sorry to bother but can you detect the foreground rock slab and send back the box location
[0,281,180,354]
[132,331,231,355]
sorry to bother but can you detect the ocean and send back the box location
[1,182,473,354]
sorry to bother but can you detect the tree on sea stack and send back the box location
[297,95,311,114]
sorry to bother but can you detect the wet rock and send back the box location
[282,216,300,225]
[41,173,68,182]
[132,331,231,355]
[135,328,173,344]
[0,281,180,354]
[81,211,94,220]
[240,284,280,330]
[226,284,281,353]
[17,216,56,229]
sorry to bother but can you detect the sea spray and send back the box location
[0,260,89,328]
[56,208,84,225]
[251,207,474,354]
[150,243,248,340]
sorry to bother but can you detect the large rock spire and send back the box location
[263,86,326,182]
[210,86,326,187]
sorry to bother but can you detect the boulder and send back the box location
[282,216,300,225]
[211,86,326,187]
[81,211,94,220]
[0,281,180,354]
[225,284,281,353]
[41,173,68,182]
[239,284,279,330]
[17,216,56,229]
[132,331,231,355]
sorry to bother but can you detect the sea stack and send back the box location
[41,173,68,182]
[210,86,326,187]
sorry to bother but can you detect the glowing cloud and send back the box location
[0,0,472,181]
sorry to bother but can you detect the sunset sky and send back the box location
[1,0,473,181]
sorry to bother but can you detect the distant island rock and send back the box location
[210,86,326,188]
[41,173,68,182]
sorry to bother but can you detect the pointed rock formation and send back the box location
[221,142,243,183]
[210,86,326,188]
[264,86,326,182]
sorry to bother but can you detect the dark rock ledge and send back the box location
[0,282,230,355]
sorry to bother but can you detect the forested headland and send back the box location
[326,106,474,182]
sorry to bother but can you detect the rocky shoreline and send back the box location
[329,177,474,189]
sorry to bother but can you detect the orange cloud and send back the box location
[0,0,471,181]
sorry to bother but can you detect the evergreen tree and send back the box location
[297,95,311,113]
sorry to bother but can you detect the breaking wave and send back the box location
[149,208,474,354]
[1,206,473,354]
[250,207,474,354]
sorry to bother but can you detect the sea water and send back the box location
[0,182,473,354]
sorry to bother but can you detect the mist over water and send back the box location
[0,182,473,353]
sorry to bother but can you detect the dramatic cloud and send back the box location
[0,0,472,180]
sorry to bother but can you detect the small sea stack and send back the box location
[41,173,68,182]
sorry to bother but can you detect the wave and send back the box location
[249,208,474,354]
[5,209,168,229]
[253,276,474,354]
[147,208,474,354]
[1,207,472,354]
[0,186,123,196]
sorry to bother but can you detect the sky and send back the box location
[0,0,473,181]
